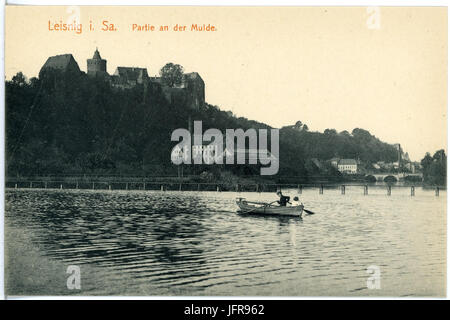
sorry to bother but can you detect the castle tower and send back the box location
[87,48,107,76]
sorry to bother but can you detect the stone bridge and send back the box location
[370,173,423,182]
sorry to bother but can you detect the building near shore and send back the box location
[337,159,358,174]
[330,157,340,168]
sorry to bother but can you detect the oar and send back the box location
[304,208,315,215]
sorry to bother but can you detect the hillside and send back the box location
[5,70,399,182]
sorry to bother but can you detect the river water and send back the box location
[4,186,446,296]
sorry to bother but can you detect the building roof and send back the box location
[92,48,102,60]
[338,159,357,165]
[311,158,323,168]
[184,72,202,80]
[40,54,80,73]
[114,67,149,81]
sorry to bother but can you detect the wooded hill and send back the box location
[5,70,399,183]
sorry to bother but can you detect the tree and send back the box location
[293,120,308,131]
[159,63,184,87]
[421,150,446,186]
[29,77,39,88]
[294,120,302,130]
[421,152,433,169]
[433,149,446,163]
[324,128,337,135]
[12,72,27,86]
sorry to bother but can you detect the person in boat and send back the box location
[276,190,290,206]
[290,196,300,206]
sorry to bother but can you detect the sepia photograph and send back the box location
[1,4,447,299]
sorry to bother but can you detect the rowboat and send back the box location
[236,198,303,217]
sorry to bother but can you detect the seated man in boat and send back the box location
[276,191,290,206]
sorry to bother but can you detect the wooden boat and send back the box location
[236,198,303,217]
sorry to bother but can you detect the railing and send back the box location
[5,180,446,196]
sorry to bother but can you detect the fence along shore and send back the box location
[5,175,445,196]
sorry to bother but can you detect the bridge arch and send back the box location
[384,175,397,183]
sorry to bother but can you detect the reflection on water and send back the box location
[5,186,446,296]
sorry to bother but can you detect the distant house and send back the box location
[376,161,388,170]
[330,157,340,168]
[404,162,418,173]
[337,159,358,174]
[311,158,323,169]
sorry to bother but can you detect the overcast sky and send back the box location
[5,6,447,161]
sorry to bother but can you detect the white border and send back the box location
[0,0,448,301]
[3,0,450,5]
[1,0,5,302]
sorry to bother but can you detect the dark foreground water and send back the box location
[5,187,446,296]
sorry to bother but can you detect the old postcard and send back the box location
[2,5,447,298]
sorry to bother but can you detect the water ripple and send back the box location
[5,188,446,296]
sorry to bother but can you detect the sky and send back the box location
[5,6,447,161]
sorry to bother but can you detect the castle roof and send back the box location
[184,72,203,82]
[114,67,149,81]
[92,48,102,60]
[40,54,81,74]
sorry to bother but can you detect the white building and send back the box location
[338,159,358,174]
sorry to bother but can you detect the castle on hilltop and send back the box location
[40,48,205,109]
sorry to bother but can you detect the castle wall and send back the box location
[162,87,189,106]
[185,79,205,108]
[154,73,205,109]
